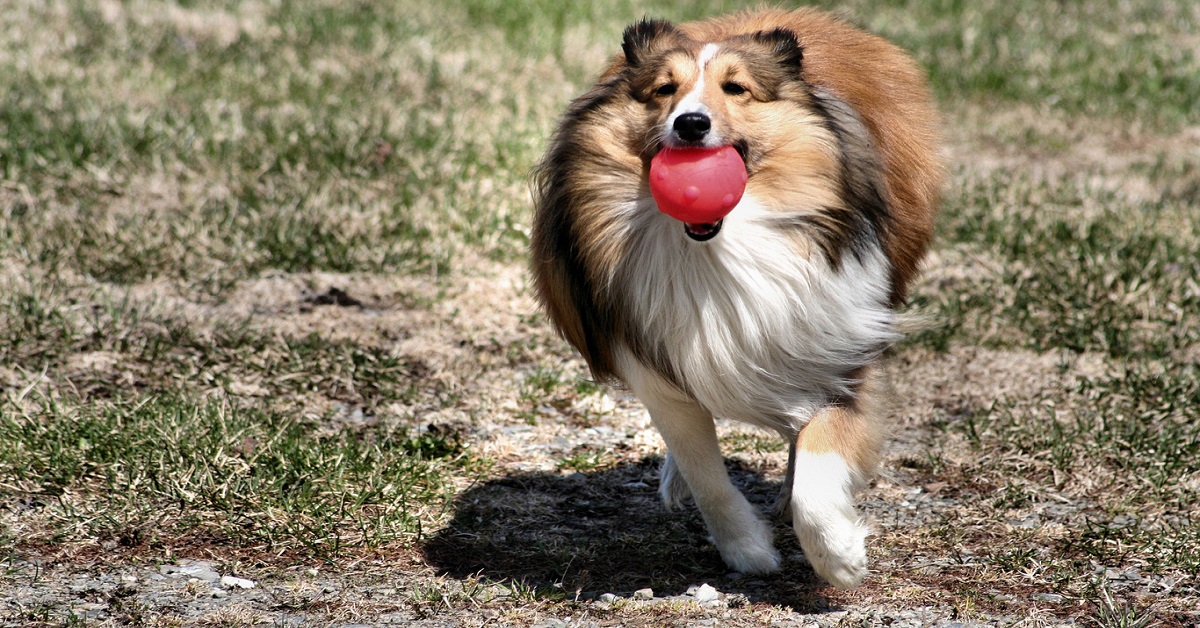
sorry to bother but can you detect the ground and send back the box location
[1,0,1198,626]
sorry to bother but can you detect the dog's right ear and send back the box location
[622,18,678,67]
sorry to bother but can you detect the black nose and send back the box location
[673,112,711,142]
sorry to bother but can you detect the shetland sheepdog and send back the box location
[530,8,942,589]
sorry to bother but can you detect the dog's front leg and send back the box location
[620,358,781,575]
[789,400,881,589]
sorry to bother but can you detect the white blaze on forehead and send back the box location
[666,43,720,129]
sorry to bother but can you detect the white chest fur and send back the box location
[614,195,898,432]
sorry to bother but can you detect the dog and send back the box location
[529,8,941,589]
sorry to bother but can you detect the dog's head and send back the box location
[619,19,813,163]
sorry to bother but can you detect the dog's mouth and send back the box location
[684,220,723,241]
[650,140,746,244]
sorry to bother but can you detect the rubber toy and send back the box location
[649,145,748,224]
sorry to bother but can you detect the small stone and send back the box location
[160,561,220,583]
[693,583,719,603]
[1032,593,1064,603]
[220,575,256,589]
[211,589,228,599]
[598,593,619,604]
[633,587,654,600]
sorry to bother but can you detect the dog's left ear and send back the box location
[622,17,678,67]
[751,28,804,69]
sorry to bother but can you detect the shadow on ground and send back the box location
[421,456,838,612]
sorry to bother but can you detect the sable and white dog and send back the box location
[530,8,941,589]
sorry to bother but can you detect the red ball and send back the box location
[649,145,748,224]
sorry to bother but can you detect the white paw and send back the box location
[715,521,782,575]
[790,450,870,589]
[795,513,869,589]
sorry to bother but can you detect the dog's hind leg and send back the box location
[790,375,883,589]
[772,438,798,522]
[620,357,781,575]
[658,452,693,509]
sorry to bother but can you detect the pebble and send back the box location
[220,575,256,589]
[160,561,220,583]
[598,593,619,604]
[633,587,654,600]
[693,583,719,603]
[1031,593,1064,603]
[1105,568,1141,582]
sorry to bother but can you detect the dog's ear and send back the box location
[622,17,678,67]
[751,28,804,69]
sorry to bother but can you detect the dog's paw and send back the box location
[795,514,869,589]
[658,453,693,510]
[715,525,782,575]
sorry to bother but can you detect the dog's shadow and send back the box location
[420,456,837,612]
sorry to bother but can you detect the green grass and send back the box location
[908,168,1199,358]
[0,394,476,559]
[868,0,1200,127]
[955,365,1200,573]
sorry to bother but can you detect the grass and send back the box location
[911,169,1200,358]
[0,395,475,559]
[0,0,1198,625]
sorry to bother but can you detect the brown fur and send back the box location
[795,367,884,476]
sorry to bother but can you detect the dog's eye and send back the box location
[655,83,677,97]
[722,82,747,96]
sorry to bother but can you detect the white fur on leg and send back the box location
[659,452,693,509]
[619,351,781,575]
[790,450,869,589]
